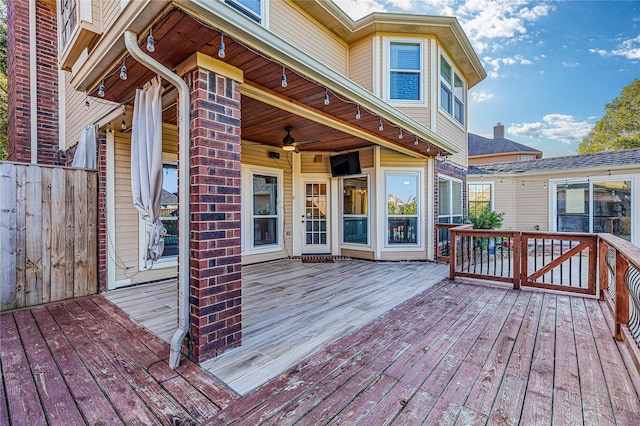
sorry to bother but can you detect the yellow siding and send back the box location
[435,113,467,169]
[379,147,426,167]
[64,73,117,149]
[492,179,516,230]
[359,147,374,169]
[396,106,430,128]
[113,131,177,284]
[469,153,537,165]
[341,248,375,260]
[300,152,331,174]
[101,0,120,32]
[92,0,101,27]
[241,142,293,264]
[269,1,348,75]
[348,37,373,92]
[514,177,549,232]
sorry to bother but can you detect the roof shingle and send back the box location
[468,133,542,157]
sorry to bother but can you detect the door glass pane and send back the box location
[593,181,632,241]
[305,183,327,246]
[557,183,590,233]
[160,165,178,258]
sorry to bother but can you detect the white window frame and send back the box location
[340,174,371,247]
[438,174,463,224]
[550,174,636,243]
[138,159,179,271]
[242,165,284,254]
[384,169,423,248]
[439,51,465,127]
[467,181,494,217]
[383,37,426,106]
[225,0,269,27]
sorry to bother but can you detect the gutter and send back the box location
[124,31,190,370]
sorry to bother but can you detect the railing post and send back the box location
[513,232,521,290]
[615,252,629,341]
[598,238,608,301]
[588,237,598,296]
[449,229,457,280]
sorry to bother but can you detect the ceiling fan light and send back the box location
[282,144,296,151]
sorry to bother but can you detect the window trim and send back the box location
[438,51,466,127]
[550,174,636,243]
[242,165,284,254]
[467,181,494,218]
[383,169,423,249]
[383,37,426,106]
[225,0,268,27]
[340,173,371,247]
[438,174,464,224]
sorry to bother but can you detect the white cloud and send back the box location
[388,0,414,11]
[332,0,386,20]
[471,91,494,102]
[482,54,532,78]
[589,34,640,60]
[508,114,594,145]
[562,61,580,68]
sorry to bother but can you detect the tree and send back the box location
[578,79,640,154]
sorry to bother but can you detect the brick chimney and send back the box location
[493,123,504,139]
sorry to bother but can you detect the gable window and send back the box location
[386,172,420,245]
[440,55,465,125]
[342,176,369,245]
[387,41,422,102]
[226,0,263,24]
[438,175,463,224]
[468,182,493,219]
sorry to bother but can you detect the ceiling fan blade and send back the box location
[293,140,321,146]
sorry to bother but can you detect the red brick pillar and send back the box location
[7,0,59,164]
[186,67,242,362]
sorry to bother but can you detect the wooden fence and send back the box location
[0,162,98,311]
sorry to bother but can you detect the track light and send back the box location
[398,129,403,139]
[379,118,384,131]
[324,89,330,105]
[281,67,287,88]
[146,29,155,52]
[97,82,105,98]
[218,33,226,59]
[355,105,361,120]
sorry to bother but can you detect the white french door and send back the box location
[300,180,331,254]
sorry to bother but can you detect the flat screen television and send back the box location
[330,152,361,177]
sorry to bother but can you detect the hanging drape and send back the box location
[131,76,165,266]
[71,125,97,168]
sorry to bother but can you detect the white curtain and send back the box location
[71,125,96,168]
[131,76,165,266]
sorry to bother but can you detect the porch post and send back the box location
[186,66,242,363]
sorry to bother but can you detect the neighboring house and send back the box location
[468,123,542,165]
[467,149,640,245]
[7,0,485,363]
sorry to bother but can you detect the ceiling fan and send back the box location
[282,126,319,152]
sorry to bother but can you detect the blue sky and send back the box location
[334,0,640,158]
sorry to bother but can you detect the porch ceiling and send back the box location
[93,7,448,156]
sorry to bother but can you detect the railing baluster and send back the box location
[560,239,564,286]
[549,239,553,284]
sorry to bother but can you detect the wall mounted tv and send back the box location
[330,152,361,177]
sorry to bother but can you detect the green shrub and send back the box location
[470,210,505,230]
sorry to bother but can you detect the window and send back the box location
[388,41,422,101]
[438,176,463,224]
[59,0,77,50]
[159,165,179,259]
[440,55,465,124]
[554,179,633,242]
[386,173,420,245]
[252,173,279,247]
[226,0,263,23]
[342,176,369,245]
[468,183,492,219]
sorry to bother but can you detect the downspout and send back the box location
[124,31,190,369]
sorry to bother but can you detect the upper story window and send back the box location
[388,41,422,101]
[226,0,263,24]
[60,0,78,50]
[440,54,465,125]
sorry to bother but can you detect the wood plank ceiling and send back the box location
[95,8,443,156]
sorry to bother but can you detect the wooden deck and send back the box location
[105,259,450,395]
[0,296,239,425]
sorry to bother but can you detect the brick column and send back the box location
[7,0,59,164]
[187,68,242,363]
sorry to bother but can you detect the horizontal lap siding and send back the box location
[379,147,426,167]
[101,0,120,30]
[269,1,347,75]
[435,114,467,169]
[113,132,177,284]
[349,37,374,92]
[241,143,293,264]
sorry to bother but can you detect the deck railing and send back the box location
[435,223,469,261]
[449,226,640,357]
[598,234,640,351]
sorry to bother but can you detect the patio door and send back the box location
[301,180,330,254]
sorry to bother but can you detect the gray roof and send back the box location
[468,148,640,175]
[468,133,542,157]
[161,189,178,204]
